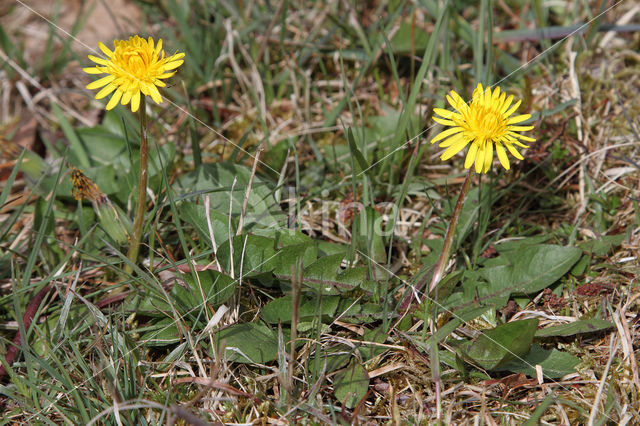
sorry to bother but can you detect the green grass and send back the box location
[1,0,639,424]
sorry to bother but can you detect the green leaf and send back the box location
[174,162,284,233]
[181,269,236,308]
[570,254,590,275]
[261,295,341,324]
[496,344,580,379]
[455,187,482,245]
[333,360,370,409]
[535,319,613,337]
[494,235,552,253]
[578,234,625,256]
[463,319,539,370]
[389,21,429,53]
[75,126,129,168]
[34,197,55,237]
[422,306,492,346]
[477,244,582,306]
[217,234,317,278]
[359,326,387,361]
[310,350,352,377]
[347,128,369,172]
[353,207,387,267]
[179,201,234,247]
[217,234,277,276]
[131,270,235,323]
[140,318,181,347]
[302,254,369,294]
[215,323,278,364]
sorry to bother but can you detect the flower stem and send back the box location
[428,168,473,293]
[127,96,149,269]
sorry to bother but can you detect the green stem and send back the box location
[127,96,149,269]
[428,168,473,293]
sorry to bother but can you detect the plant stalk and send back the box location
[127,96,149,268]
[428,168,473,293]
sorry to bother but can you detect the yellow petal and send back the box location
[483,86,492,105]
[156,71,176,79]
[106,90,123,110]
[88,55,110,66]
[86,74,116,90]
[98,41,114,57]
[508,132,534,143]
[131,91,141,112]
[513,134,535,142]
[121,89,133,106]
[83,66,105,74]
[433,108,455,119]
[503,99,522,118]
[491,86,501,103]
[483,140,493,173]
[511,139,530,148]
[95,83,117,99]
[446,90,466,110]
[496,92,506,109]
[433,116,456,126]
[473,83,484,101]
[147,83,163,104]
[167,52,185,61]
[138,82,149,96]
[155,38,163,56]
[496,142,510,170]
[440,133,468,149]
[499,94,514,114]
[504,142,523,160]
[507,124,534,131]
[112,76,128,87]
[506,114,531,125]
[440,135,470,161]
[475,144,484,173]
[431,126,463,144]
[465,143,478,169]
[162,59,184,71]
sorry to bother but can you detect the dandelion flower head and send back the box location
[431,83,535,173]
[83,35,184,112]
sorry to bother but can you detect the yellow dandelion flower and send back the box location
[83,35,184,112]
[431,83,535,174]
